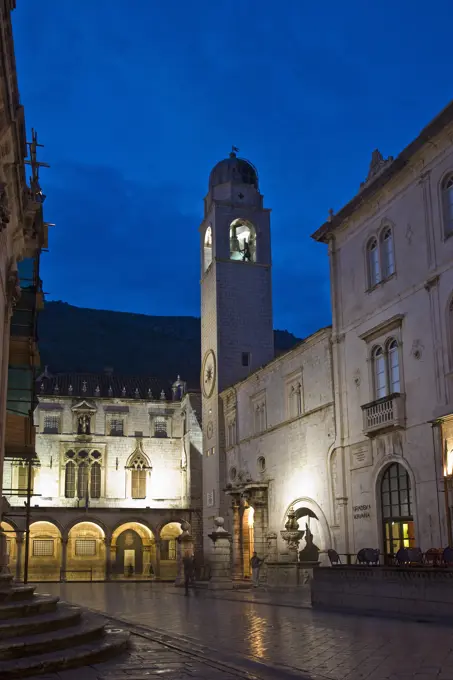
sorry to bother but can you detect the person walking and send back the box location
[183,553,194,596]
[250,551,264,587]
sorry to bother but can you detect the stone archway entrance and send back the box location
[242,506,254,578]
[116,529,143,577]
[229,484,268,581]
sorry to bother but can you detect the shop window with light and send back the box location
[43,414,60,434]
[381,462,414,560]
[229,219,256,262]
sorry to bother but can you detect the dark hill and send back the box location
[38,302,300,388]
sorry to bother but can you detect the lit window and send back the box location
[381,228,395,278]
[33,539,54,557]
[372,340,401,400]
[75,539,96,556]
[65,460,76,498]
[131,469,147,499]
[442,174,453,236]
[77,462,88,499]
[229,219,256,262]
[367,238,381,287]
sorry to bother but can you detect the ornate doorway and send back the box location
[116,529,143,576]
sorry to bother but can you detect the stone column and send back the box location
[60,538,68,582]
[252,490,268,561]
[155,540,161,580]
[231,499,242,580]
[104,538,112,581]
[15,533,24,581]
[208,517,233,590]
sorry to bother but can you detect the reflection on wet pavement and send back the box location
[38,582,453,679]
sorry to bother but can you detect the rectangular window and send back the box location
[131,469,147,499]
[43,415,59,434]
[288,381,302,419]
[154,419,167,438]
[109,418,124,436]
[18,465,34,496]
[33,539,54,557]
[75,539,96,557]
[242,352,250,367]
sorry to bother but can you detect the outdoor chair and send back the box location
[424,548,442,566]
[328,548,341,566]
[357,548,380,565]
[442,546,453,566]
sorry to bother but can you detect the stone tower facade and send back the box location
[200,150,274,548]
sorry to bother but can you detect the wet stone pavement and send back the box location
[33,582,453,680]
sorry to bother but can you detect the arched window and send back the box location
[387,339,400,393]
[127,452,150,500]
[381,463,414,558]
[380,227,395,278]
[65,461,76,498]
[367,238,380,287]
[229,219,256,262]
[90,462,101,499]
[203,225,213,272]
[442,174,453,236]
[77,462,88,499]
[373,346,387,399]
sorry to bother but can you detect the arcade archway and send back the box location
[67,521,106,580]
[28,521,61,581]
[159,522,182,580]
[111,522,155,578]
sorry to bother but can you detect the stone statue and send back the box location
[298,522,320,563]
[78,414,90,435]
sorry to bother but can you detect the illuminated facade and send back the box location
[312,100,453,557]
[200,150,337,567]
[2,372,202,580]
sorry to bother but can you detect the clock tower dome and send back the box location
[200,149,274,547]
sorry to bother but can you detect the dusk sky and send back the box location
[12,1,453,339]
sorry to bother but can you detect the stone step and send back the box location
[0,604,81,639]
[0,595,59,620]
[0,629,130,678]
[0,612,106,660]
[0,586,36,603]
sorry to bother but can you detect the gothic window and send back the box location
[109,418,124,436]
[367,238,381,287]
[442,173,453,236]
[154,419,167,438]
[127,451,151,499]
[17,464,34,496]
[372,340,401,400]
[65,460,76,498]
[64,450,103,499]
[43,415,60,434]
[203,225,213,272]
[380,227,395,279]
[229,219,256,263]
[90,462,101,499]
[77,462,88,499]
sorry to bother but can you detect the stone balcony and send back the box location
[361,393,405,436]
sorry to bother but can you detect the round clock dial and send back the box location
[202,349,216,398]
[207,420,214,439]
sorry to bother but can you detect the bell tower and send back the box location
[200,149,274,543]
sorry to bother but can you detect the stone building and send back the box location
[199,150,337,567]
[312,100,453,558]
[2,371,202,581]
[0,0,49,576]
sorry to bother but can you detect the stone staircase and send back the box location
[0,575,129,678]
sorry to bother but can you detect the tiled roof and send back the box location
[37,372,179,401]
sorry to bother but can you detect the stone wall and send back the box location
[311,565,453,622]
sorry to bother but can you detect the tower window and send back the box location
[203,225,213,273]
[229,219,256,262]
[242,352,250,367]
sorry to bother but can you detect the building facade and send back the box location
[312,101,453,558]
[0,0,49,576]
[2,372,202,580]
[199,150,337,566]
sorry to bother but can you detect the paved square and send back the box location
[36,583,453,679]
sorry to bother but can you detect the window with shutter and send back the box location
[131,468,147,499]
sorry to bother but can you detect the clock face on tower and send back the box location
[202,349,216,398]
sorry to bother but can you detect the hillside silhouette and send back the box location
[38,302,301,388]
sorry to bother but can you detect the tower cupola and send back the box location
[209,149,259,191]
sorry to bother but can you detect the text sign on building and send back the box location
[206,490,215,507]
[353,504,371,520]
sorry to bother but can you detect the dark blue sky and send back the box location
[13,1,453,338]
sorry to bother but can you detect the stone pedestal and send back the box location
[266,561,320,587]
[208,517,233,590]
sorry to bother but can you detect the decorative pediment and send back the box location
[71,400,97,413]
[125,437,152,470]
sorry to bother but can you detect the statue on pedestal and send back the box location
[298,523,320,563]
